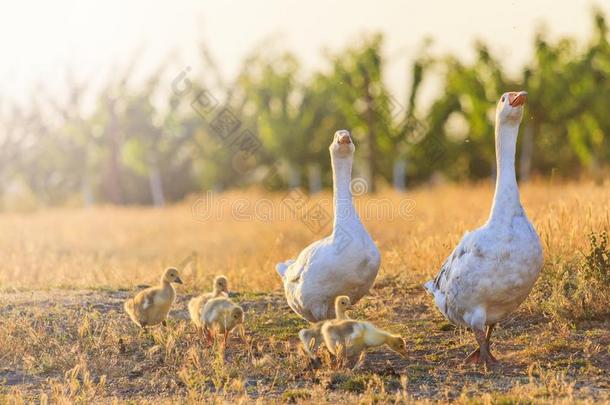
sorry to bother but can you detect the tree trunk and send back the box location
[288,164,301,188]
[307,164,322,194]
[81,172,94,207]
[393,158,406,191]
[105,99,124,204]
[148,164,165,207]
[363,73,377,193]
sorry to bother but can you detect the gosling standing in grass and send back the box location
[201,297,244,346]
[299,295,351,363]
[321,320,407,368]
[188,275,229,328]
[124,267,183,328]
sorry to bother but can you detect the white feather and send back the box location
[276,131,381,322]
[425,96,543,331]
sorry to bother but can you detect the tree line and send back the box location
[1,11,609,208]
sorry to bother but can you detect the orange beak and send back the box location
[338,134,351,145]
[508,91,528,107]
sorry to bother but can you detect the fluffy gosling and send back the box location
[321,320,407,368]
[298,295,351,363]
[188,275,229,328]
[124,267,183,328]
[201,297,245,346]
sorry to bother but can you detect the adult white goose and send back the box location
[276,130,381,322]
[425,91,543,366]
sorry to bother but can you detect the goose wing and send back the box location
[426,230,486,293]
[281,237,329,283]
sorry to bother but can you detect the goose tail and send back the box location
[424,280,449,319]
[124,299,134,316]
[124,298,141,326]
[275,259,294,280]
[423,280,436,294]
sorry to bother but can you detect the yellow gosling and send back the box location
[124,267,183,328]
[188,275,229,328]
[201,297,245,346]
[298,295,351,363]
[321,320,407,368]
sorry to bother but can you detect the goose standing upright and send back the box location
[425,92,543,366]
[276,130,381,322]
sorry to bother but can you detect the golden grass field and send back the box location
[0,181,609,403]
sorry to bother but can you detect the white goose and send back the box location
[276,130,381,322]
[425,91,543,366]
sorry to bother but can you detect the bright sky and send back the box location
[1,0,608,106]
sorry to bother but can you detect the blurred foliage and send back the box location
[1,10,610,207]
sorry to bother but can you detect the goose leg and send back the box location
[464,324,499,365]
[203,326,213,346]
[486,324,498,363]
[473,328,497,368]
[198,326,207,344]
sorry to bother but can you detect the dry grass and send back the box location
[0,180,609,403]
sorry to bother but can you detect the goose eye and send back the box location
[501,96,505,102]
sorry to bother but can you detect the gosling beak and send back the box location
[175,277,183,284]
[508,91,527,107]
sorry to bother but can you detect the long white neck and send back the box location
[331,154,358,231]
[488,120,522,224]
